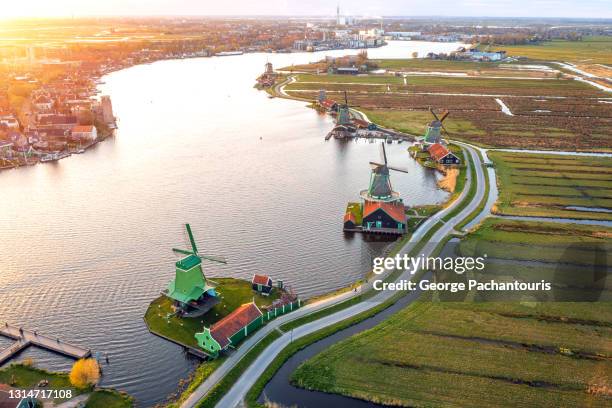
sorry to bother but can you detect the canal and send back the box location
[0,41,462,406]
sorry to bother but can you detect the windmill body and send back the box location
[331,91,356,139]
[421,108,449,149]
[165,224,225,317]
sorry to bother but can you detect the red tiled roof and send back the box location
[363,200,406,223]
[343,211,356,223]
[72,125,95,133]
[428,143,450,161]
[210,302,262,348]
[252,274,272,286]
[320,99,337,109]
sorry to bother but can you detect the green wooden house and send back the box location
[195,302,264,357]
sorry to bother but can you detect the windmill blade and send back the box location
[388,165,409,173]
[439,111,450,122]
[185,223,198,255]
[379,142,388,165]
[172,248,194,256]
[369,161,384,169]
[200,255,227,264]
[429,107,440,122]
[440,123,450,136]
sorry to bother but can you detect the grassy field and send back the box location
[490,151,612,220]
[285,64,612,150]
[85,390,133,408]
[291,219,611,407]
[495,36,612,64]
[144,278,280,348]
[0,364,132,406]
[457,218,612,294]
[288,73,606,96]
[292,301,611,407]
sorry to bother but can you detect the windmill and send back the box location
[166,224,226,311]
[362,143,408,202]
[173,223,227,265]
[336,91,356,127]
[423,107,450,145]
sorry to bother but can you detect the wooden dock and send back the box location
[0,324,91,365]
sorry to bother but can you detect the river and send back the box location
[0,41,462,406]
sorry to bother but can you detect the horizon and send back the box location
[1,0,611,20]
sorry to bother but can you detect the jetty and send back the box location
[0,324,91,366]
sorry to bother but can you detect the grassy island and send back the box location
[144,277,280,348]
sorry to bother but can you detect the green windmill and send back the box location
[361,143,408,202]
[423,108,450,145]
[336,91,353,127]
[166,224,226,307]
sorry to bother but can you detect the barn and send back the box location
[195,302,264,357]
[252,274,273,295]
[428,143,461,165]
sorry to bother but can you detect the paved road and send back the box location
[213,144,489,408]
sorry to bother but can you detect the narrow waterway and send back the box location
[0,41,462,406]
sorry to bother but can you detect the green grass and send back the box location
[490,151,612,220]
[195,331,282,408]
[0,363,80,403]
[85,390,133,408]
[0,364,132,406]
[288,217,611,407]
[344,202,362,225]
[289,73,604,96]
[374,58,500,71]
[291,301,611,408]
[144,278,281,348]
[364,109,485,138]
[457,218,612,266]
[495,36,612,64]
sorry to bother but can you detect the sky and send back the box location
[1,0,611,19]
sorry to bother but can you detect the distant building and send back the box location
[458,50,506,62]
[386,31,421,40]
[335,67,359,75]
[195,302,264,357]
[37,115,77,130]
[252,274,273,295]
[100,95,116,127]
[71,125,98,141]
[33,95,53,111]
[0,115,19,129]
